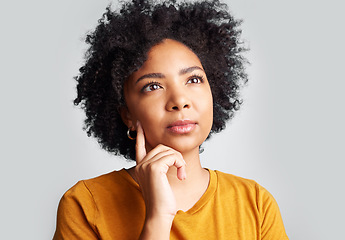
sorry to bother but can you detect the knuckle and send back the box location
[157,144,170,150]
[141,161,149,169]
[177,152,183,158]
[147,161,158,171]
[156,144,165,149]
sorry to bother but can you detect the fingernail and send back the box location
[182,172,187,180]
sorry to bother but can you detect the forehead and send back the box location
[137,39,203,74]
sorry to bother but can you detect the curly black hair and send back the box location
[74,0,247,160]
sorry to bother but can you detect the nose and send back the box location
[166,88,191,111]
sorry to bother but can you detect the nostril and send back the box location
[170,103,190,111]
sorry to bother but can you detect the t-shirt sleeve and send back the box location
[256,184,289,240]
[53,181,99,240]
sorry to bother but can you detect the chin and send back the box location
[166,137,205,154]
[146,128,210,153]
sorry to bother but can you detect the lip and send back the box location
[167,120,197,134]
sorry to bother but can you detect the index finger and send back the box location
[135,121,146,164]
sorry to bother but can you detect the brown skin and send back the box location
[122,39,213,154]
[121,39,213,239]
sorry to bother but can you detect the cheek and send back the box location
[200,90,214,132]
[133,100,164,130]
[135,107,166,149]
[207,96,214,126]
[201,88,213,115]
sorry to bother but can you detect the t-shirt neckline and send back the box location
[118,168,218,215]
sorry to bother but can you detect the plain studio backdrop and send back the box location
[1,0,344,239]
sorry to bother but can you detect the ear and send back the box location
[120,106,135,130]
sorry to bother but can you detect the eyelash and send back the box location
[141,81,162,92]
[187,74,205,84]
[141,75,205,92]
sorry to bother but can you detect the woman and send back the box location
[53,0,289,239]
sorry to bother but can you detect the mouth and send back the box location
[167,120,197,134]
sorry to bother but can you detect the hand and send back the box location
[134,121,187,222]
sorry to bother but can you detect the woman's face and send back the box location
[123,39,213,154]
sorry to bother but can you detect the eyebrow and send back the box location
[135,66,205,84]
[179,66,204,75]
[135,73,164,84]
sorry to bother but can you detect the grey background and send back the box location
[1,0,344,239]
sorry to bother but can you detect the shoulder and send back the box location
[58,170,121,207]
[211,170,288,239]
[214,170,257,186]
[54,171,127,239]
[213,170,260,195]
[63,169,136,200]
[54,169,137,236]
[214,170,276,211]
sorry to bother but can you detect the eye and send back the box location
[187,75,204,84]
[141,81,162,92]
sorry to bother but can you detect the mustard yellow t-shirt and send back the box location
[53,169,288,239]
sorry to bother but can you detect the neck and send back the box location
[165,147,206,187]
[166,147,210,212]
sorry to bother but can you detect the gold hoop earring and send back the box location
[127,129,136,140]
